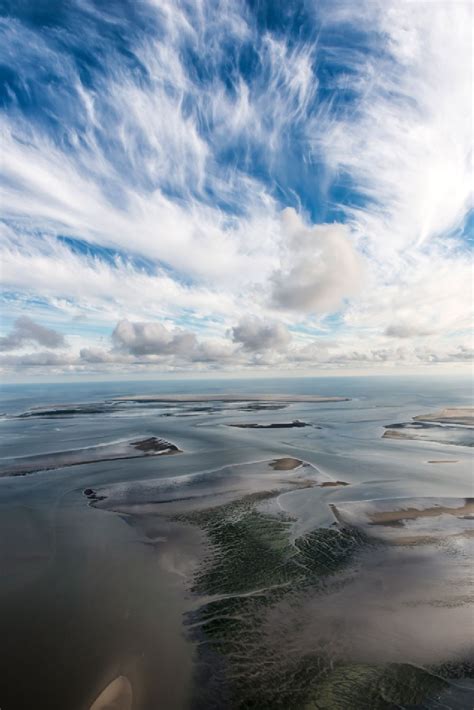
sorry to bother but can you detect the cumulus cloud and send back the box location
[191,338,237,363]
[0,316,65,351]
[231,317,291,351]
[108,319,237,364]
[111,319,197,357]
[0,351,74,367]
[271,209,364,314]
[79,347,122,364]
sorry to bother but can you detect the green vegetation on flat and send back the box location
[176,492,466,709]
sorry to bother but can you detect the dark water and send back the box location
[0,376,472,709]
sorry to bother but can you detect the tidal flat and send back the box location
[0,377,473,710]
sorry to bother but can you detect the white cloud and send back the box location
[0,316,66,351]
[0,121,277,286]
[79,347,123,364]
[0,0,471,377]
[231,316,291,351]
[0,223,241,323]
[270,209,364,313]
[314,1,472,255]
[344,249,473,339]
[0,351,74,367]
[112,319,197,357]
[110,319,237,364]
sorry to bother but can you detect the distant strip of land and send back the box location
[112,394,350,403]
[427,460,459,464]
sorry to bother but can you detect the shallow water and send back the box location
[0,375,472,709]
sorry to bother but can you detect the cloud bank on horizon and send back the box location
[0,0,472,378]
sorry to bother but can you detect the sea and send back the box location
[0,375,472,710]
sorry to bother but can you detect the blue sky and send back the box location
[0,0,472,379]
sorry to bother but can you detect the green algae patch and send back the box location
[176,492,299,596]
[176,492,364,598]
[175,491,467,709]
[175,492,372,708]
[303,663,448,710]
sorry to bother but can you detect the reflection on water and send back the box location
[89,676,133,710]
[0,376,472,709]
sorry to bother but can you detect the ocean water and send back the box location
[0,376,472,710]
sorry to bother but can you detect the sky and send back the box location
[0,0,472,381]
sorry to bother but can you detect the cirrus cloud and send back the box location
[0,0,471,378]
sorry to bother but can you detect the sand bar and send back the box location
[366,500,474,525]
[413,407,474,426]
[383,406,474,447]
[329,497,474,546]
[0,437,181,477]
[269,458,303,470]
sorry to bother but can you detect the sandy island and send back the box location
[414,407,474,426]
[269,457,303,470]
[229,419,312,429]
